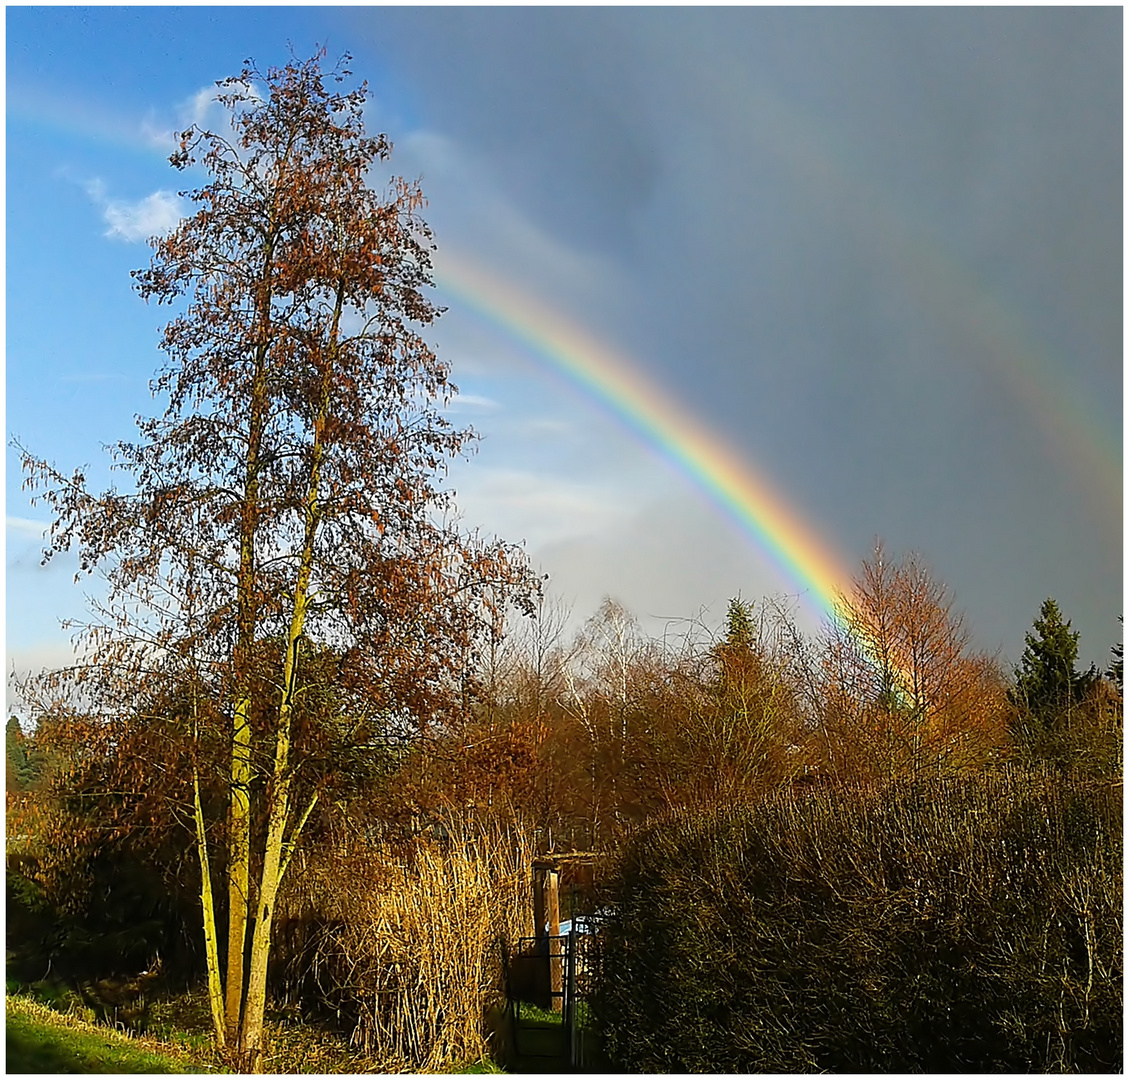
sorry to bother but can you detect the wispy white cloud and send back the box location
[74,174,185,242]
[181,80,262,128]
[102,190,184,241]
[80,176,106,202]
[516,417,574,437]
[141,83,227,149]
[451,467,638,549]
[446,393,501,411]
[185,85,222,128]
[140,79,260,151]
[139,114,177,151]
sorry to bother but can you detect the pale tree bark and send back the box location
[237,286,339,1069]
[192,764,227,1050]
[185,545,229,1050]
[226,239,276,1047]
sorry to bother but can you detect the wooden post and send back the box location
[546,870,562,1012]
[566,922,579,1066]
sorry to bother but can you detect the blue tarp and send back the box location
[547,908,612,937]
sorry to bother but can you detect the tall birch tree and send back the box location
[18,50,537,1071]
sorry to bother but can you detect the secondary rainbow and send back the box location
[435,249,855,625]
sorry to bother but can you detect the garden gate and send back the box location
[502,924,601,1071]
[501,853,604,1070]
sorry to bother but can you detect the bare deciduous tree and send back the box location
[17,51,537,1071]
[819,543,1007,781]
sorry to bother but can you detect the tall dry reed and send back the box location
[277,817,533,1071]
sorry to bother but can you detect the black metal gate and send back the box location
[502,926,601,1071]
[562,923,601,1070]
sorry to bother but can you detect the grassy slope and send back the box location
[5,992,511,1074]
[5,995,211,1074]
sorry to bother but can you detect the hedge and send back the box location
[591,770,1121,1072]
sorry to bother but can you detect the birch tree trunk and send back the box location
[236,292,337,1069]
[193,766,227,1049]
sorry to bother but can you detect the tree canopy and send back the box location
[17,49,537,1071]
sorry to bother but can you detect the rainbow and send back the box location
[15,70,1117,526]
[435,249,856,625]
[727,78,1122,529]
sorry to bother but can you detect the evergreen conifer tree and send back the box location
[5,715,38,791]
[1107,618,1123,693]
[1011,598,1093,731]
[723,598,756,654]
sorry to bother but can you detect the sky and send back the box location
[5,6,1123,700]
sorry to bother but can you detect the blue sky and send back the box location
[6,7,1123,696]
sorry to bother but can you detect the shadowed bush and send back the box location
[592,769,1121,1072]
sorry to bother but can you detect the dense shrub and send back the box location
[592,771,1121,1072]
[6,793,201,989]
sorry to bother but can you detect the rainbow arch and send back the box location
[435,249,855,626]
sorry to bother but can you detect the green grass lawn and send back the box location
[505,1003,567,1073]
[5,995,211,1074]
[6,989,575,1074]
[5,990,510,1073]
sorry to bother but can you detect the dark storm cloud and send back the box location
[350,6,663,251]
[344,7,1121,663]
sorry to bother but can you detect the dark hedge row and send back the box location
[591,771,1122,1072]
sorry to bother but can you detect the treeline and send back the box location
[8,543,1122,880]
[378,546,1122,852]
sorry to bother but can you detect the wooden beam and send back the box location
[546,870,562,1012]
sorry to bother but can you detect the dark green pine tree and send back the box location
[1107,617,1123,693]
[1011,599,1094,731]
[712,598,759,714]
[723,597,756,654]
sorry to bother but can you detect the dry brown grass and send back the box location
[277,817,534,1071]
